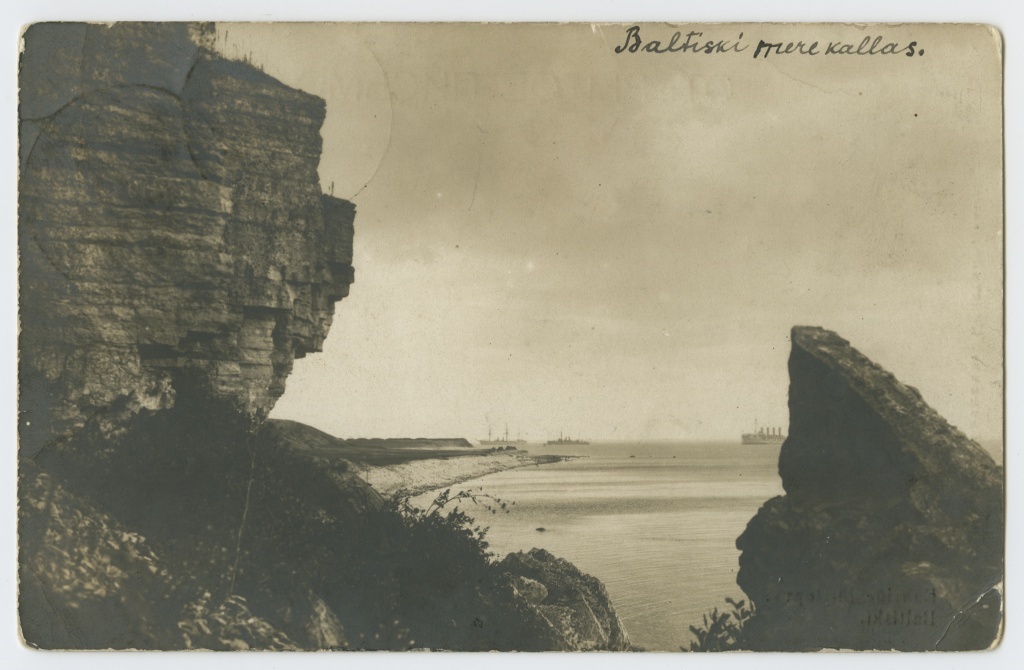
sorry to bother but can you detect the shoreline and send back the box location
[355,452,575,498]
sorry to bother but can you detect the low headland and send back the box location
[269,419,572,497]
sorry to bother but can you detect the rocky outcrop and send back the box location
[19,22,355,453]
[17,20,361,650]
[498,549,631,651]
[736,327,1003,650]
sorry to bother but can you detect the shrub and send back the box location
[231,476,518,650]
[686,597,756,652]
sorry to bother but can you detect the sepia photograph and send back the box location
[14,15,1006,656]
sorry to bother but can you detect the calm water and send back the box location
[418,441,783,652]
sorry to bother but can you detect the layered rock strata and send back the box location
[19,22,355,452]
[737,327,1003,650]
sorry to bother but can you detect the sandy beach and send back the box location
[354,451,568,497]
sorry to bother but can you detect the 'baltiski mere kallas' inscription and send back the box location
[614,26,924,59]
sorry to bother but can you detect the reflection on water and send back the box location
[422,442,783,652]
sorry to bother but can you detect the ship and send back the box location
[741,419,786,445]
[480,422,527,446]
[545,431,589,446]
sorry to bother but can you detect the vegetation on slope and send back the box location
[20,369,616,650]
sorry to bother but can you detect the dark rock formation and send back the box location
[16,20,360,650]
[19,22,355,453]
[498,548,631,651]
[736,327,1003,650]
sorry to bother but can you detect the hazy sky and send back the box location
[218,23,1002,442]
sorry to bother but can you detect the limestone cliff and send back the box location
[736,327,1003,650]
[19,22,355,453]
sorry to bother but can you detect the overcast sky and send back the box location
[218,23,1002,442]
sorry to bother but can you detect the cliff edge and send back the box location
[19,22,355,452]
[736,327,1003,650]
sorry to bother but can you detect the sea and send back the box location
[417,441,784,652]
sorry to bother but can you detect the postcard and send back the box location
[17,22,1003,651]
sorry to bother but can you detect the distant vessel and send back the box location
[741,419,785,445]
[545,431,589,446]
[480,422,527,446]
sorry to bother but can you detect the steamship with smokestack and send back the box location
[741,419,786,445]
